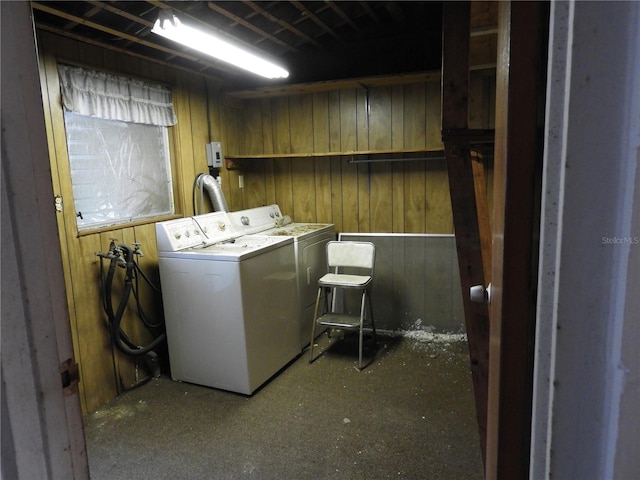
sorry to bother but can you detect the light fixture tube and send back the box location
[152,15,289,79]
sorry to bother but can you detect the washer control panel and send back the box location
[156,212,236,251]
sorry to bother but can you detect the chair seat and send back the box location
[318,273,371,288]
[316,313,361,329]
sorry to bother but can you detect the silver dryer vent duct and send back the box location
[196,174,228,213]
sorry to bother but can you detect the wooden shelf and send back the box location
[224,148,446,169]
[226,147,441,160]
[225,147,445,160]
[225,131,493,164]
[224,135,494,168]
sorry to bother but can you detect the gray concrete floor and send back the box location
[85,333,483,480]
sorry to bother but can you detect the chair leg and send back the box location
[309,287,323,364]
[326,287,334,338]
[358,289,367,370]
[367,289,377,343]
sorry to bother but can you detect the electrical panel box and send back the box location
[206,142,223,168]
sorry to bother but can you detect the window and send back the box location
[64,112,174,230]
[58,64,177,231]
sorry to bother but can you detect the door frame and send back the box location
[530,2,640,478]
[0,2,89,478]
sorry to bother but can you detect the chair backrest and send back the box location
[326,241,375,272]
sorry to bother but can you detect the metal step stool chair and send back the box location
[309,240,377,370]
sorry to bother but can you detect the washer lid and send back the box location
[159,235,293,261]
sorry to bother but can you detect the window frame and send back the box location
[53,64,184,236]
[63,112,177,233]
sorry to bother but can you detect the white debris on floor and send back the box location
[400,329,467,344]
[379,326,469,363]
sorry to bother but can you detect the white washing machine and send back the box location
[156,212,299,395]
[227,205,335,350]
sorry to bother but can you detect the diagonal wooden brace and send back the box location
[441,1,491,466]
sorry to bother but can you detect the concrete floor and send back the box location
[85,333,484,480]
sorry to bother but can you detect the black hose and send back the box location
[131,263,162,329]
[101,244,166,357]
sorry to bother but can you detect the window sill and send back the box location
[75,214,182,238]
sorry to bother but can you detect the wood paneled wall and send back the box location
[37,31,227,413]
[222,70,494,234]
[36,29,494,413]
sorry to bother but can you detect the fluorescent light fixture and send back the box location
[152,14,289,79]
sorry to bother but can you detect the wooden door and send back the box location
[486,2,549,478]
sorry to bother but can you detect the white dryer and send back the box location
[227,205,335,350]
[156,212,299,395]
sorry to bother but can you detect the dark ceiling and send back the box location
[32,1,444,91]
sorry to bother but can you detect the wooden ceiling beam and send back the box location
[93,1,155,29]
[242,0,323,49]
[325,1,361,33]
[32,2,200,61]
[358,1,384,27]
[30,1,252,78]
[80,1,157,57]
[35,23,226,83]
[63,3,102,32]
[207,2,297,53]
[290,1,343,43]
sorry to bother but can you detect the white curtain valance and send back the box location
[58,64,177,126]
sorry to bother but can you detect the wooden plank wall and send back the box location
[37,31,226,413]
[222,69,494,235]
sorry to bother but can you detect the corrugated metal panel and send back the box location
[338,233,464,333]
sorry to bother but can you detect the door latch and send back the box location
[60,358,80,396]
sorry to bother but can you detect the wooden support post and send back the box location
[486,2,548,478]
[471,151,492,286]
[441,1,490,465]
